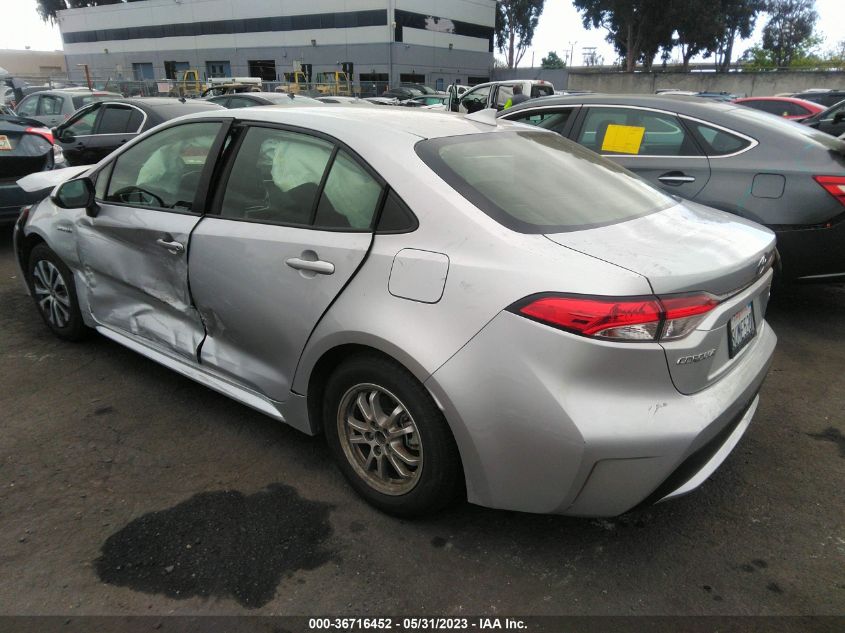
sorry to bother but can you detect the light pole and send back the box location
[568,41,577,67]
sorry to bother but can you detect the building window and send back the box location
[132,62,155,81]
[468,76,490,86]
[206,61,231,78]
[400,73,426,84]
[164,61,189,80]
[248,60,277,81]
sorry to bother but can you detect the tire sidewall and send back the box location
[28,243,87,341]
[323,355,461,516]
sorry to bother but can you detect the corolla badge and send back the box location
[676,349,716,365]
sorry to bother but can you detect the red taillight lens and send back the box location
[26,126,54,145]
[814,175,845,207]
[512,293,719,342]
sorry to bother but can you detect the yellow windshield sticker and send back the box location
[601,124,645,154]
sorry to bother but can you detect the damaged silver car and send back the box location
[14,107,777,517]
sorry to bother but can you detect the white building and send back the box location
[57,0,496,91]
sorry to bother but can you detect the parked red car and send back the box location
[732,97,825,121]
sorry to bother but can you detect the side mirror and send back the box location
[53,177,99,216]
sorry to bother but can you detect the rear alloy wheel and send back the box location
[323,355,462,516]
[28,243,88,341]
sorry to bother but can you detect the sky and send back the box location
[3,0,845,65]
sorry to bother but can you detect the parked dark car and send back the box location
[0,114,65,223]
[399,83,438,95]
[792,90,845,108]
[54,97,225,166]
[204,92,322,108]
[499,94,845,283]
[801,99,845,138]
[381,87,423,101]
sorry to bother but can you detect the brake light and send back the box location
[814,176,845,207]
[26,127,54,145]
[511,293,719,342]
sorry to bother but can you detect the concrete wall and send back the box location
[566,70,845,97]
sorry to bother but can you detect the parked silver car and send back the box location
[14,108,777,517]
[14,89,124,128]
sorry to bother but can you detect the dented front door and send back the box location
[74,120,226,360]
[76,206,205,359]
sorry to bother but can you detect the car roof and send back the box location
[30,89,123,97]
[181,106,527,142]
[502,93,743,118]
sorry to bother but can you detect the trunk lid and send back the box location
[545,200,775,297]
[546,201,777,394]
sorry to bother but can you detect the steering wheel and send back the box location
[112,185,166,208]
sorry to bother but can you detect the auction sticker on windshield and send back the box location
[729,302,756,357]
[0,135,12,151]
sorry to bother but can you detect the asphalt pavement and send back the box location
[0,224,843,619]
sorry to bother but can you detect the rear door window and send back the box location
[314,150,382,229]
[416,130,673,233]
[37,94,63,116]
[97,105,138,134]
[219,126,333,225]
[578,107,699,156]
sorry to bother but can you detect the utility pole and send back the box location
[77,63,93,90]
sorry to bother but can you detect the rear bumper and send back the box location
[0,182,46,225]
[775,220,845,282]
[426,310,776,517]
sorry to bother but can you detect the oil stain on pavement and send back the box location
[95,484,336,608]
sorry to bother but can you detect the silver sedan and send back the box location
[14,107,777,517]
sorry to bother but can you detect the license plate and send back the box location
[728,302,756,357]
[0,135,11,151]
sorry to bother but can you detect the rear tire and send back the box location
[28,243,88,341]
[323,354,463,517]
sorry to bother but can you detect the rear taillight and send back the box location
[511,293,719,342]
[814,175,845,207]
[26,127,54,145]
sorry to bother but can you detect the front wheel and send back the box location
[323,355,463,517]
[28,243,88,341]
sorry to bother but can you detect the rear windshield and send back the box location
[415,131,674,233]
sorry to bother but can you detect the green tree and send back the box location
[540,51,566,68]
[710,0,763,71]
[37,0,125,23]
[573,0,676,72]
[671,0,724,70]
[496,0,546,68]
[761,0,818,68]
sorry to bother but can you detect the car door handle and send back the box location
[285,257,335,275]
[658,172,696,185]
[156,237,184,254]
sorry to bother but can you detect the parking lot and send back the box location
[0,222,842,617]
